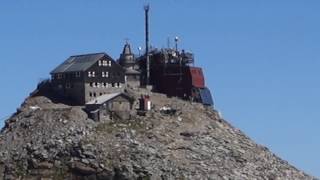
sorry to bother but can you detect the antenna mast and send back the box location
[144,4,150,85]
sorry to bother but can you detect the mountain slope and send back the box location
[0,91,315,180]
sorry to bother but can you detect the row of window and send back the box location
[64,82,122,89]
[89,92,107,98]
[98,60,112,67]
[56,72,81,79]
[88,71,121,78]
[88,91,112,97]
[89,82,122,88]
[88,71,109,78]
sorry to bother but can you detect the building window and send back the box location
[98,60,102,66]
[90,82,93,87]
[104,82,107,88]
[88,71,92,77]
[97,82,100,87]
[92,71,95,77]
[99,93,103,96]
[108,61,112,67]
[57,74,62,79]
[93,92,96,97]
[102,60,107,66]
[75,72,81,77]
[89,92,92,97]
[102,71,109,78]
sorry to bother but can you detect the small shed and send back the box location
[85,92,134,121]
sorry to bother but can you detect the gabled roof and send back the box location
[51,52,113,74]
[86,92,133,105]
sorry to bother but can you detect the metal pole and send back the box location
[144,5,150,85]
[175,36,179,52]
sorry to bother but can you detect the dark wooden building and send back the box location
[50,52,125,105]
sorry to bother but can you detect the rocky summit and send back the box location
[0,89,316,180]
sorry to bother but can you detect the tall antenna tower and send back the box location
[144,4,150,85]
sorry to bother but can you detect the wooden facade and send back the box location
[51,53,125,105]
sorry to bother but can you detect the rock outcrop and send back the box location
[0,90,316,179]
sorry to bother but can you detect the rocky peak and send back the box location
[0,90,316,179]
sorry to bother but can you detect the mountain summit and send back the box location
[0,88,315,180]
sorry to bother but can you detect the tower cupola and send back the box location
[119,42,135,68]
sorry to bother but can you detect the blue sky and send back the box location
[0,0,319,177]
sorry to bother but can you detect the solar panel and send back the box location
[199,87,214,106]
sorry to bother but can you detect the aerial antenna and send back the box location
[174,36,179,52]
[144,4,150,85]
[125,38,129,44]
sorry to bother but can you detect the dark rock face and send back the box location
[0,94,316,180]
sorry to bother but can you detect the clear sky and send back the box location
[0,0,319,177]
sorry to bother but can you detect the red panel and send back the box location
[189,67,205,88]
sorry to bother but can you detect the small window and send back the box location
[102,72,105,77]
[108,61,111,67]
[99,93,103,96]
[88,71,92,77]
[92,82,96,87]
[98,60,102,66]
[75,72,81,77]
[92,71,95,77]
[104,82,107,87]
[97,82,100,87]
[90,82,93,87]
[57,74,62,79]
[93,92,96,97]
[102,60,107,66]
[105,71,109,77]
[89,92,92,97]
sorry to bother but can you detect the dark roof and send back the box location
[122,42,132,55]
[125,68,141,75]
[51,52,113,74]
